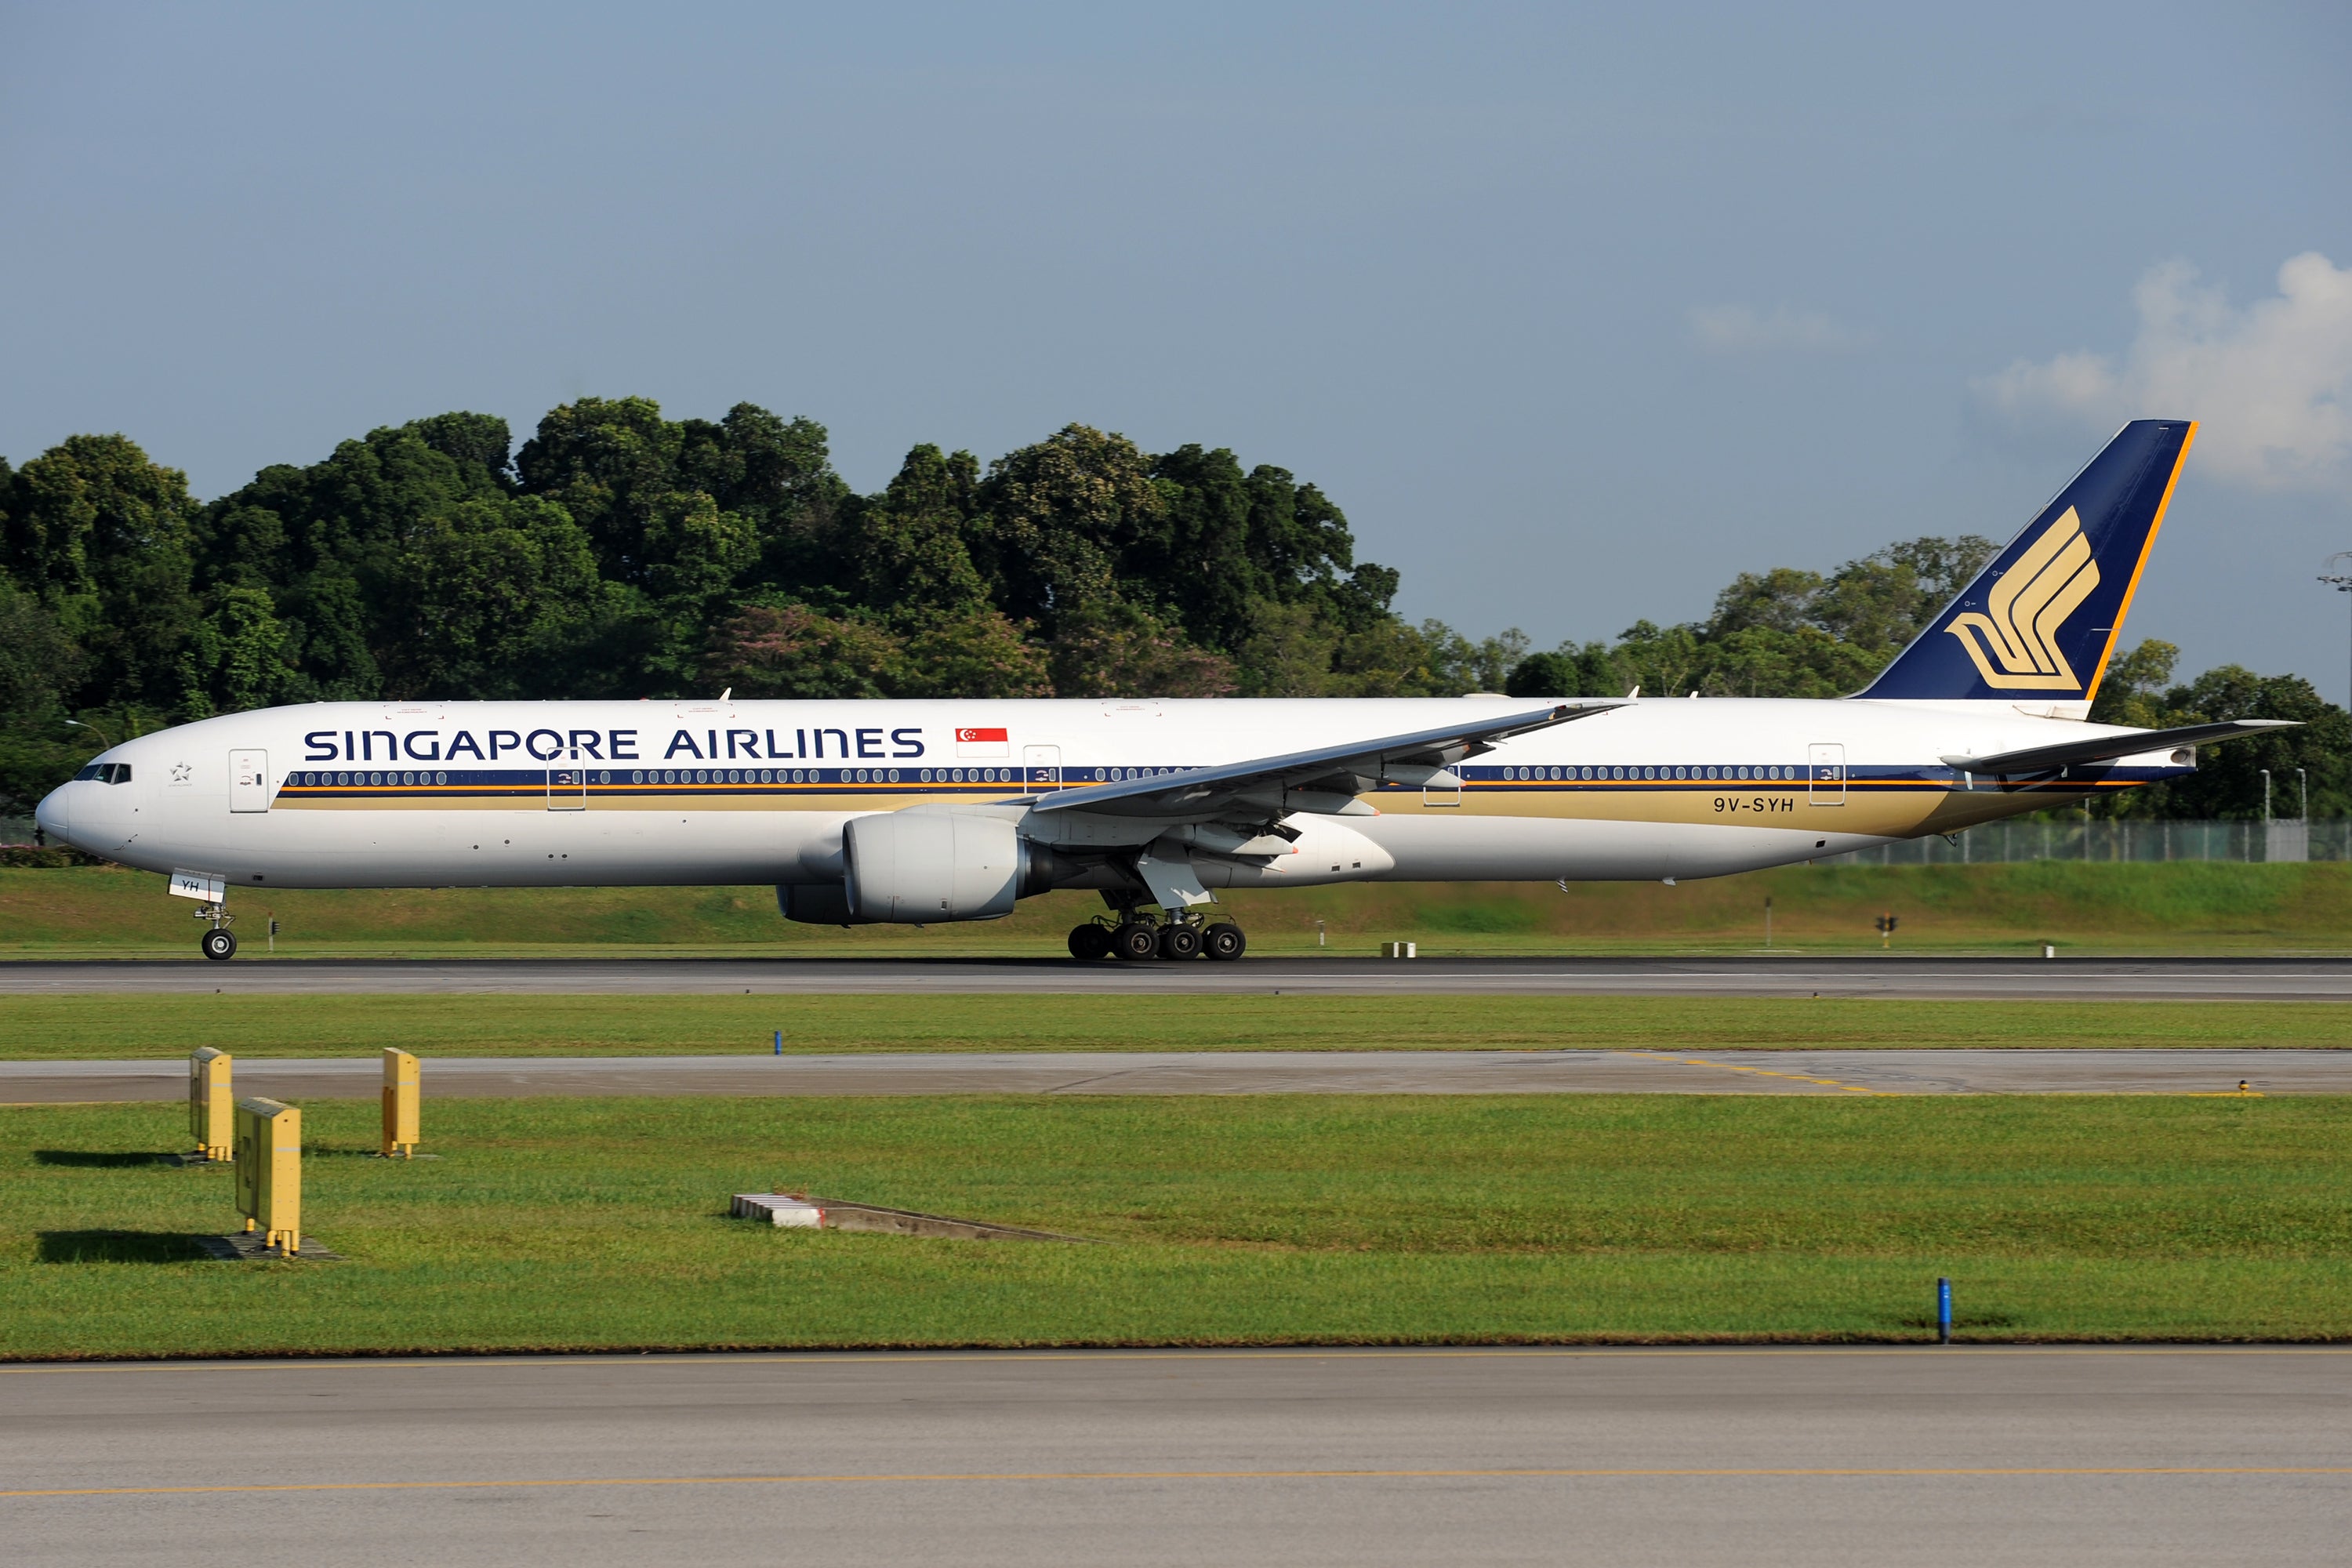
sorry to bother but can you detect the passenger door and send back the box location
[1023,744,1062,791]
[1808,743,1846,805]
[229,750,270,813]
[547,767,588,811]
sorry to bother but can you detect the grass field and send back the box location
[5,1094,2347,1357]
[6,860,2351,957]
[5,993,2350,1062]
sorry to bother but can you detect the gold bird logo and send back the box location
[1944,507,2100,690]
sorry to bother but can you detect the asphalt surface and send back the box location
[4,953,2350,999]
[5,1047,2342,1102]
[4,1347,2345,1567]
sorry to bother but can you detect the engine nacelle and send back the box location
[776,884,873,926]
[844,808,1055,923]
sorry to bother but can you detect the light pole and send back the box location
[2261,769,2272,824]
[63,717,113,752]
[2320,554,2352,707]
[2299,767,2309,822]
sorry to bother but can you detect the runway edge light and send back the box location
[234,1097,302,1254]
[189,1047,233,1162]
[381,1048,420,1158]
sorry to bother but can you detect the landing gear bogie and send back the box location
[1069,910,1247,961]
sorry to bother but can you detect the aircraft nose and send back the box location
[34,782,72,845]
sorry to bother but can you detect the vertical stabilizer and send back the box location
[1857,420,2194,702]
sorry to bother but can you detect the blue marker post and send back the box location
[774,1029,782,1057]
[1937,1277,1953,1345]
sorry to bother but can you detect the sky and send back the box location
[4,2,2349,693]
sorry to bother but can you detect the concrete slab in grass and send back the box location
[731,1192,1094,1243]
[193,1232,343,1261]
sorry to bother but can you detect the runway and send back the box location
[6,1047,2343,1102]
[2,953,2349,999]
[3,1347,2344,1567]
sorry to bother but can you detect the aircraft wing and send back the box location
[1941,719,2296,777]
[1025,700,1621,821]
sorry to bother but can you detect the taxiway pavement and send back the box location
[3,1346,2344,1567]
[5,1047,2343,1102]
[2,953,2348,999]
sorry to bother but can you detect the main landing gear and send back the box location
[1067,912,1247,962]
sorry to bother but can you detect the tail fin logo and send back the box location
[1943,507,2100,691]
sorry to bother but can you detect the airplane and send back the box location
[35,419,2291,962]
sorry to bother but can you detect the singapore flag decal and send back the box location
[956,725,1011,757]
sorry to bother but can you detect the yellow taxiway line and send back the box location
[1631,1052,1895,1094]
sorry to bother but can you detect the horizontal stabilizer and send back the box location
[1028,701,1619,820]
[1940,719,2295,776]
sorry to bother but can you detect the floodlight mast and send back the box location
[2319,552,2352,709]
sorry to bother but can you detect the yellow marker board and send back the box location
[381,1048,420,1158]
[233,1097,301,1254]
[188,1048,233,1162]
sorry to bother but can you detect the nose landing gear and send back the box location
[193,901,238,961]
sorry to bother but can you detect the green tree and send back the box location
[842,445,989,617]
[2088,639,2180,731]
[1047,603,1237,699]
[1134,445,1266,652]
[2090,662,2351,820]
[702,603,905,700]
[895,606,1054,699]
[0,575,93,814]
[1509,533,1998,702]
[1236,601,1341,697]
[972,425,1167,637]
[1326,618,1456,697]
[1,434,201,712]
[512,397,685,584]
[178,586,297,716]
[192,413,521,702]
[383,497,604,699]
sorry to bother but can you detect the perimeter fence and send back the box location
[1826,818,2338,866]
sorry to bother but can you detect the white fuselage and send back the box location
[37,695,2186,902]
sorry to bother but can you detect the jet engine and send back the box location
[842,808,1071,923]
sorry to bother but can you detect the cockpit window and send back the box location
[73,764,103,782]
[106,764,132,784]
[73,763,132,783]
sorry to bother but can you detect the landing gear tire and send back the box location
[1067,922,1112,960]
[201,928,238,962]
[1203,923,1247,961]
[1112,921,1160,961]
[1158,923,1203,961]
